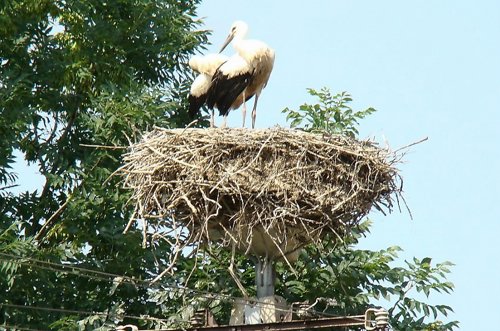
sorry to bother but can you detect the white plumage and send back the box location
[189,54,228,76]
[188,53,228,127]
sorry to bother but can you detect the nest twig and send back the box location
[119,127,404,268]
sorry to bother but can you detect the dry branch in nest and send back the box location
[119,127,404,268]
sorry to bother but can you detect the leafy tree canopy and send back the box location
[0,0,208,329]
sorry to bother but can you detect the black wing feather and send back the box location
[188,93,207,119]
[207,69,253,116]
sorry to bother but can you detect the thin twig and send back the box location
[393,136,429,153]
[80,144,127,150]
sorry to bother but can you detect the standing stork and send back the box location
[188,53,228,127]
[207,21,275,128]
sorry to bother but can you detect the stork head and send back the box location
[220,21,249,53]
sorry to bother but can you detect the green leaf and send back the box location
[422,257,432,266]
[281,87,377,137]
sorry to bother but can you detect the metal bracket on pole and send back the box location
[365,308,390,330]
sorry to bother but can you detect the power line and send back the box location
[0,251,238,311]
[0,323,44,331]
[0,251,188,293]
[0,303,169,323]
[0,326,44,331]
[0,252,345,319]
[0,256,132,288]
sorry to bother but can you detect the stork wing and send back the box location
[188,74,211,118]
[207,56,254,116]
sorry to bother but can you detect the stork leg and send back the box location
[241,91,247,128]
[210,109,215,128]
[221,114,228,129]
[251,93,260,129]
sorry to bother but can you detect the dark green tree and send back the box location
[0,0,207,329]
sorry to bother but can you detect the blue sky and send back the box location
[11,0,499,329]
[196,0,500,329]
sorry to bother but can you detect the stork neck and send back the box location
[233,39,244,53]
[232,38,251,61]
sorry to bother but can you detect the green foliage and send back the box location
[388,257,458,330]
[0,223,34,288]
[282,87,376,137]
[274,221,458,330]
[0,0,207,329]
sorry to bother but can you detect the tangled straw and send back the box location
[119,127,404,269]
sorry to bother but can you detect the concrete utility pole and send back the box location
[255,256,275,298]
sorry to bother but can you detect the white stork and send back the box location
[207,21,275,128]
[188,53,228,127]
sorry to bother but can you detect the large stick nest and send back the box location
[120,127,403,265]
